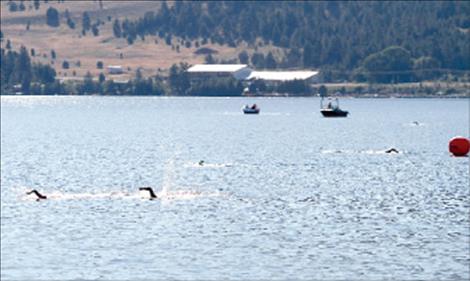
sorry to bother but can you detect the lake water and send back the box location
[1,96,469,280]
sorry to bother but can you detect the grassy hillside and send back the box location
[0,1,273,80]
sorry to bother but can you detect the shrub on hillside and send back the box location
[46,7,60,27]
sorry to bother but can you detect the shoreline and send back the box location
[1,93,469,98]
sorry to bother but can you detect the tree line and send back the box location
[0,45,165,95]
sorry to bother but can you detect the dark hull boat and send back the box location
[243,108,260,114]
[243,104,260,114]
[320,97,348,117]
[320,108,348,117]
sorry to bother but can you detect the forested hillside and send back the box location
[118,1,470,76]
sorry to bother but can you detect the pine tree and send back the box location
[82,12,91,32]
[19,1,26,11]
[16,46,32,93]
[98,73,106,83]
[82,71,94,94]
[238,51,249,64]
[92,24,99,36]
[113,19,122,38]
[265,52,277,69]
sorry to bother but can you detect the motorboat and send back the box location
[320,97,348,117]
[243,104,260,114]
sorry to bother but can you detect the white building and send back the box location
[186,64,320,84]
[245,70,319,83]
[107,65,124,75]
[187,64,252,81]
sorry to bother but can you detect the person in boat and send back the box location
[327,102,332,109]
[139,187,158,199]
[26,189,47,200]
[385,148,399,154]
[251,104,257,110]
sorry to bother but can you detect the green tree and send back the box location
[92,24,99,36]
[8,2,18,12]
[98,72,106,83]
[251,52,265,69]
[33,63,56,84]
[413,56,440,81]
[33,0,40,10]
[265,52,277,69]
[19,1,26,11]
[103,80,117,95]
[82,12,91,32]
[16,46,33,93]
[113,19,122,38]
[363,46,413,83]
[169,63,190,95]
[65,10,75,29]
[82,71,94,94]
[238,51,249,64]
[46,7,60,27]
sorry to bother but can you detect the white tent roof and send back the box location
[187,64,248,73]
[246,71,319,81]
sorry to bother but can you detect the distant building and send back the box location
[187,64,252,82]
[186,64,320,85]
[246,70,319,85]
[107,65,124,75]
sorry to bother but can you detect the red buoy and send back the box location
[449,136,470,157]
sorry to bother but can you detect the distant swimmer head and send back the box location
[198,160,205,166]
[412,121,420,125]
[138,187,158,199]
[385,148,399,154]
[26,189,47,201]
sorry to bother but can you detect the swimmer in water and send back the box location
[385,148,399,154]
[198,160,205,166]
[26,189,47,201]
[138,187,158,199]
[26,188,159,201]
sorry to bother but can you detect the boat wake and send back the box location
[19,187,226,202]
[321,149,403,155]
[184,161,233,168]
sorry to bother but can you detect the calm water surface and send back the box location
[1,96,469,280]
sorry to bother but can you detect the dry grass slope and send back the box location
[1,0,277,80]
